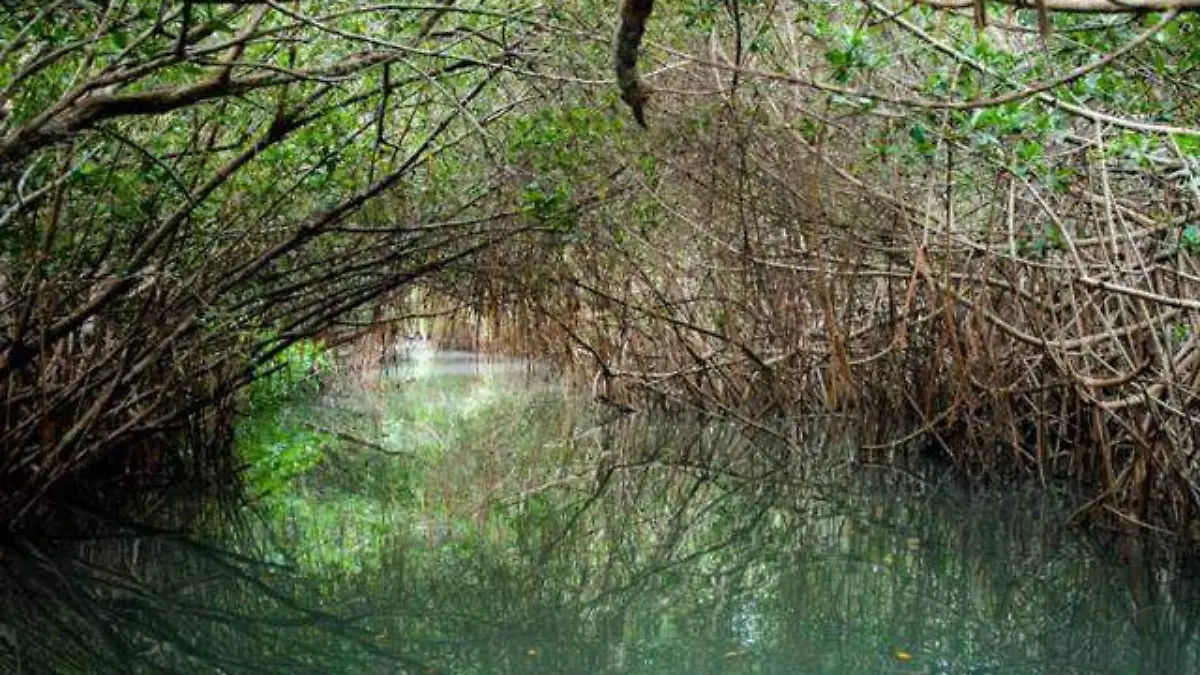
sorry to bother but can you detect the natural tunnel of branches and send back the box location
[2,1,1199,549]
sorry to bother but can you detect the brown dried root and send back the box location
[615,0,655,127]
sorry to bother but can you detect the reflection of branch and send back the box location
[582,476,777,608]
[1,527,433,675]
[302,423,408,456]
[492,474,594,508]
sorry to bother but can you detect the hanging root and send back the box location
[615,0,655,127]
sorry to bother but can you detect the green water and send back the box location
[3,349,1199,674]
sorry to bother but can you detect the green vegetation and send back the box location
[236,340,329,500]
[0,0,542,527]
[246,359,586,577]
[6,4,1200,670]
[2,1,1200,552]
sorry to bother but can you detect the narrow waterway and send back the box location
[3,347,1199,674]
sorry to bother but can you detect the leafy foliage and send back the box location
[0,0,543,526]
[237,341,329,500]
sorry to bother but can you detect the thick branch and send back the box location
[615,0,655,127]
[0,51,395,164]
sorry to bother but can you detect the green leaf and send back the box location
[1182,224,1200,251]
[1175,134,1200,158]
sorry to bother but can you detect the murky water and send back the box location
[3,349,1200,674]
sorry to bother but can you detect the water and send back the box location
[3,349,1199,675]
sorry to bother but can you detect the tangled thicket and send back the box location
[437,3,1200,545]
[0,1,547,528]
[2,0,1199,547]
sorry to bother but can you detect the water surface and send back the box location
[3,348,1198,674]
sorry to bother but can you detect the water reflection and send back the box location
[4,353,1200,675]
[386,343,542,380]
